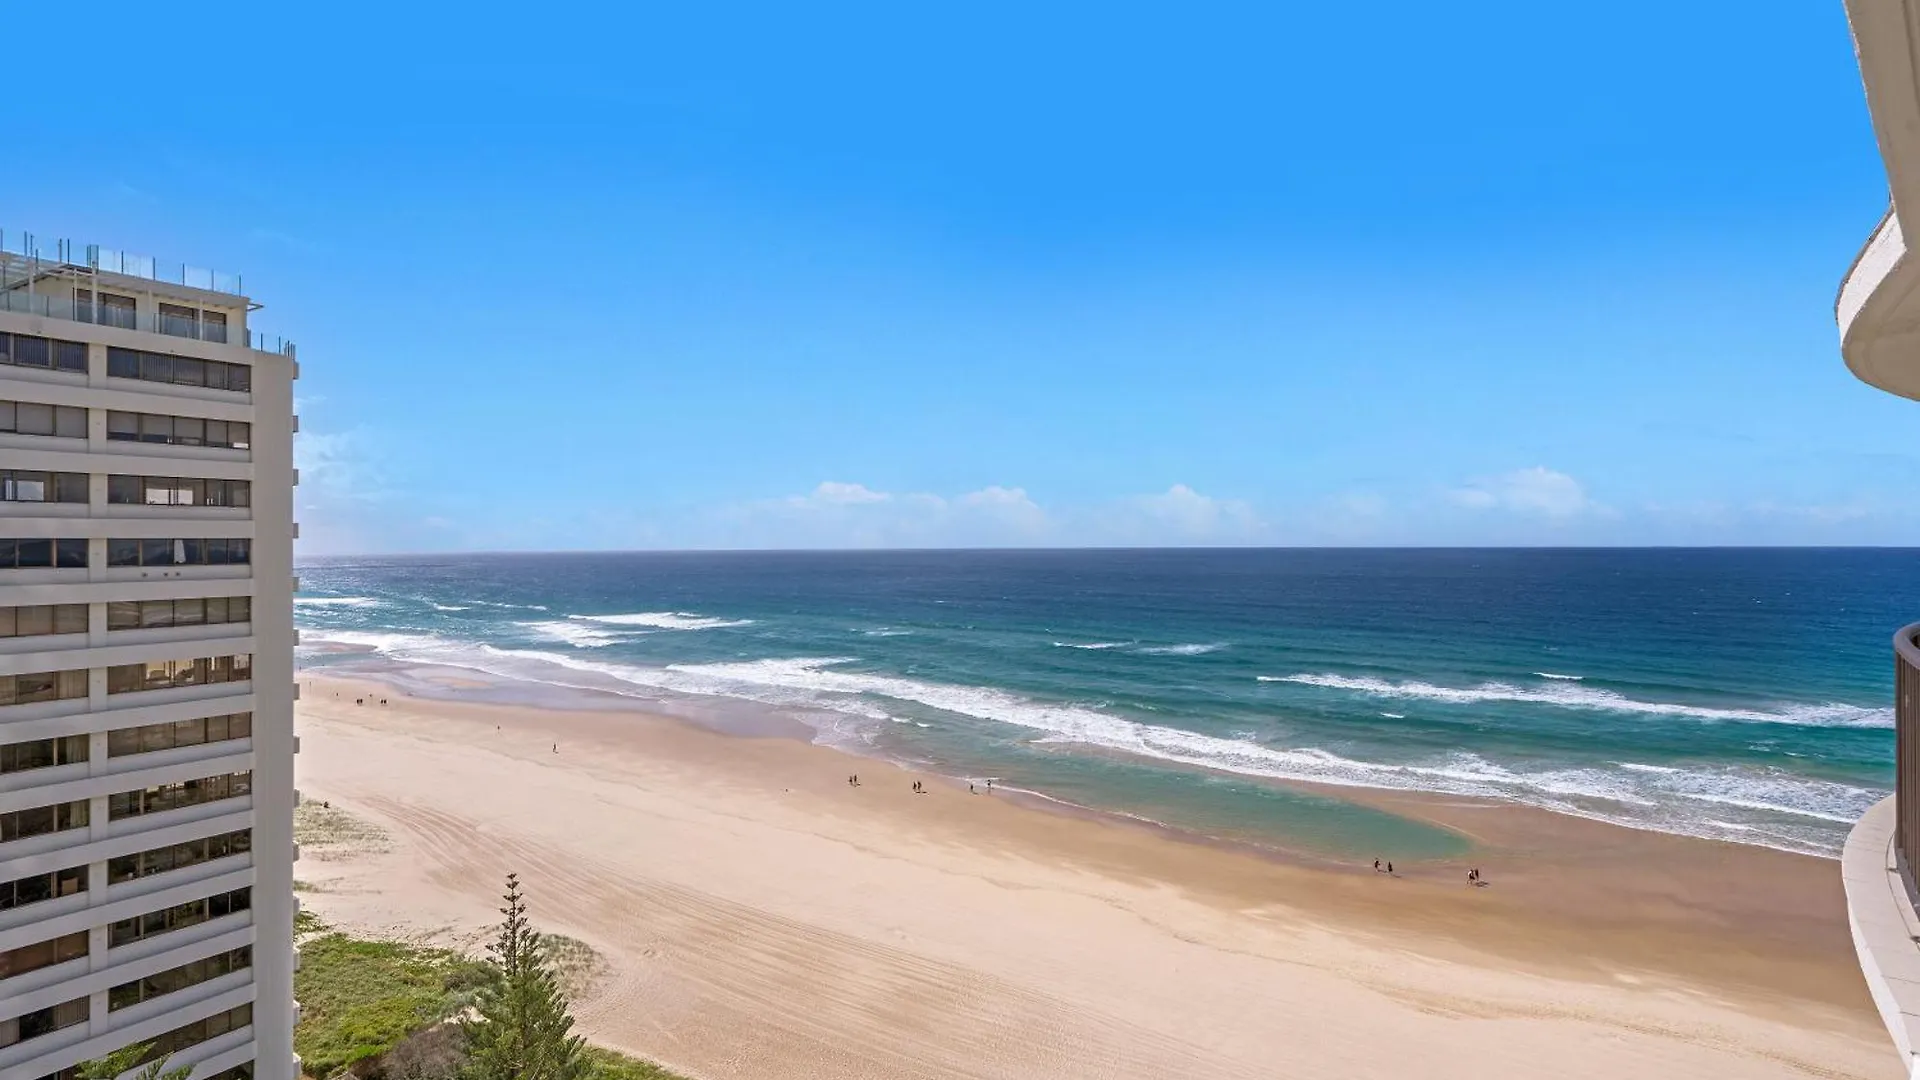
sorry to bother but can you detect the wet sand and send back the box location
[292,672,1899,1080]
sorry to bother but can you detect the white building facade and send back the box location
[0,234,297,1080]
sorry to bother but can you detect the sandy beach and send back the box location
[292,672,1899,1080]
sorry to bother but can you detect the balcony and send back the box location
[0,231,294,358]
[0,290,294,358]
[1834,207,1920,401]
[1842,622,1920,1077]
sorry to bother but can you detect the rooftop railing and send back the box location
[0,289,295,357]
[0,231,243,296]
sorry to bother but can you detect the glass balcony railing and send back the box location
[1,232,243,295]
[0,290,294,356]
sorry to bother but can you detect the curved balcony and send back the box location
[1837,209,1920,401]
[1842,622,1920,1076]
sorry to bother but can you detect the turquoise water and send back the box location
[293,548,1917,858]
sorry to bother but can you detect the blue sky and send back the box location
[9,1,1909,551]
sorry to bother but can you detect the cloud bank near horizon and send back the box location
[292,434,1920,554]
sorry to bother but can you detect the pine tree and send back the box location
[461,873,590,1080]
[76,1043,192,1080]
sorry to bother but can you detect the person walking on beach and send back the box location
[1373,858,1381,872]
[1386,861,1393,875]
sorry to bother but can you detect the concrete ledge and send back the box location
[1843,795,1920,1076]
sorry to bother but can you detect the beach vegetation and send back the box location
[461,873,590,1080]
[295,877,686,1080]
[294,916,492,1078]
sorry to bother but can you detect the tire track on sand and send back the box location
[365,796,1277,1080]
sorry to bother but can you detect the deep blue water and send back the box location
[293,548,1920,857]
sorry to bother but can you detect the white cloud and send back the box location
[1068,484,1266,545]
[722,481,1053,547]
[295,428,384,503]
[1448,467,1596,519]
[710,481,1269,548]
[794,481,890,506]
[1124,484,1262,539]
[957,485,1033,509]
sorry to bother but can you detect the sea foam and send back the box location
[1137,643,1226,656]
[517,620,625,648]
[297,631,1878,855]
[1260,672,1891,728]
[570,612,753,631]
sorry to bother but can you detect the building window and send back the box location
[0,604,88,638]
[108,945,251,1011]
[109,713,251,757]
[75,289,137,330]
[0,669,89,707]
[106,654,252,694]
[107,475,250,508]
[0,931,88,980]
[107,537,250,567]
[107,596,250,631]
[106,348,251,393]
[0,800,89,844]
[107,410,250,450]
[110,887,251,948]
[139,1004,252,1063]
[202,311,229,345]
[0,334,87,375]
[0,401,87,439]
[0,735,89,774]
[0,996,88,1049]
[107,830,250,885]
[157,303,199,340]
[0,865,86,913]
[0,540,90,569]
[0,471,87,504]
[107,771,253,821]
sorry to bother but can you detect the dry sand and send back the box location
[292,673,1900,1080]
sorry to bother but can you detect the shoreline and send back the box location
[292,670,1895,1079]
[303,652,1850,864]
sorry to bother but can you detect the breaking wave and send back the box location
[1260,673,1890,728]
[298,632,1872,854]
[569,612,753,631]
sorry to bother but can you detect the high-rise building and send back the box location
[1838,3,1920,1076]
[0,233,296,1080]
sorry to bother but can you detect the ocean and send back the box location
[293,548,1916,859]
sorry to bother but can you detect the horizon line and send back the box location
[293,543,1920,560]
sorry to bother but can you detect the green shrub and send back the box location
[584,1047,688,1080]
[294,924,494,1077]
